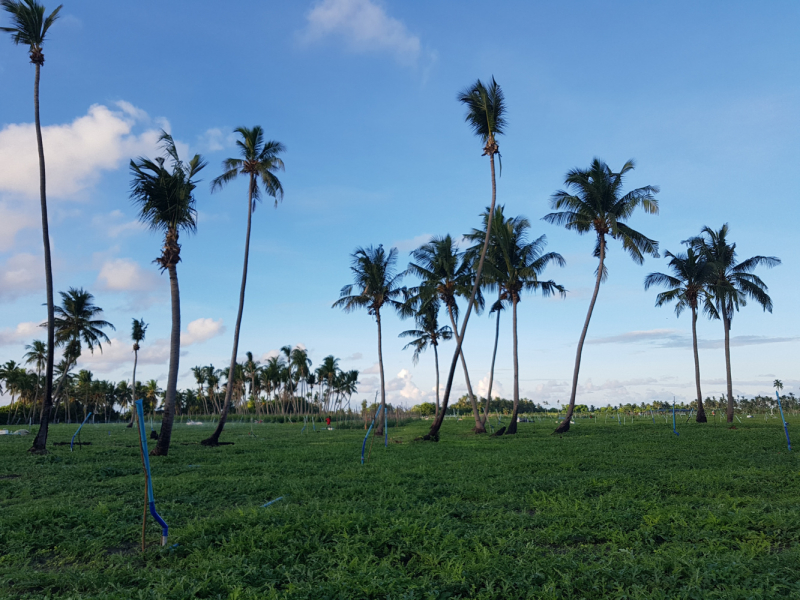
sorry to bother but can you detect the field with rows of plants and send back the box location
[1,417,799,599]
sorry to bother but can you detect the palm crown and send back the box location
[543,158,660,269]
[644,248,715,318]
[333,245,405,317]
[48,287,114,356]
[131,318,147,350]
[212,126,285,209]
[0,0,61,64]
[458,76,506,156]
[399,300,453,365]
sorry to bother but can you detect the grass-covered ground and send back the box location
[1,415,798,599]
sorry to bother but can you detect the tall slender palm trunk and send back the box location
[555,236,605,434]
[446,308,485,433]
[426,149,498,439]
[691,306,707,423]
[30,63,56,453]
[433,344,440,418]
[482,295,502,424]
[505,298,521,434]
[203,177,255,445]
[375,310,387,435]
[722,312,734,423]
[153,247,181,455]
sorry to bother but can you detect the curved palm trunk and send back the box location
[482,298,502,425]
[130,351,139,428]
[722,311,734,423]
[426,150,498,439]
[555,235,605,434]
[691,306,707,423]
[203,177,255,446]
[447,308,485,433]
[30,63,56,453]
[152,262,181,454]
[375,310,387,436]
[433,343,440,418]
[505,298,521,434]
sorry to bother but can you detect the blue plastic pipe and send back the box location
[384,406,388,447]
[70,412,92,451]
[775,391,791,451]
[361,405,383,464]
[672,401,679,436]
[135,400,168,546]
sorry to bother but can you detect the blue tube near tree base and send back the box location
[672,402,679,436]
[135,400,168,545]
[70,412,92,451]
[775,391,791,451]
[361,405,383,464]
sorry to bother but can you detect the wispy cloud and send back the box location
[587,329,799,349]
[300,0,423,65]
[392,233,432,253]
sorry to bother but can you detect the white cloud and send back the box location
[344,352,363,361]
[587,328,800,350]
[476,372,504,399]
[0,321,41,347]
[0,202,38,251]
[362,361,381,374]
[196,127,236,153]
[91,210,144,238]
[393,233,432,253]
[181,318,226,346]
[301,0,422,64]
[0,253,43,300]
[0,102,166,201]
[96,258,160,292]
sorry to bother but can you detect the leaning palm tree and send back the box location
[484,214,566,434]
[3,0,63,450]
[644,249,714,423]
[543,159,659,433]
[406,235,486,432]
[202,126,285,446]
[22,339,46,423]
[685,224,780,423]
[425,77,506,440]
[130,131,205,456]
[128,318,147,427]
[399,299,452,418]
[30,287,113,449]
[333,245,405,435]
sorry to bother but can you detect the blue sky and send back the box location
[1,0,798,408]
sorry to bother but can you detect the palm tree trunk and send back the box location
[722,311,734,423]
[203,177,255,446]
[446,308,485,433]
[555,235,605,434]
[691,306,707,423]
[30,63,56,453]
[375,309,386,436]
[482,297,502,425]
[433,343,440,418]
[505,297,521,434]
[426,149,498,439]
[152,263,180,455]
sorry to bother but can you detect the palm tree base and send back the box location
[696,412,707,423]
[472,423,487,434]
[27,446,47,455]
[553,420,570,434]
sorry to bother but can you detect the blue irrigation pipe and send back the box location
[672,401,679,436]
[70,412,92,451]
[300,416,307,434]
[262,496,284,508]
[775,391,791,451]
[384,406,388,447]
[135,400,168,546]
[361,405,383,464]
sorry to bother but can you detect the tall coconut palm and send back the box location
[31,287,113,447]
[130,131,205,455]
[481,214,566,434]
[685,224,780,423]
[2,0,61,451]
[426,77,506,440]
[406,235,486,432]
[644,249,714,423]
[202,126,285,446]
[332,245,405,435]
[128,318,147,427]
[191,366,209,415]
[543,159,659,433]
[243,351,261,415]
[22,339,46,422]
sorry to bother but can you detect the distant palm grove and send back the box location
[1,1,782,456]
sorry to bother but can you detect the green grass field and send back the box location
[1,416,799,599]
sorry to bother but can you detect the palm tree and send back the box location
[130,131,205,455]
[644,249,714,423]
[191,366,209,415]
[243,351,261,415]
[425,77,507,440]
[315,355,340,413]
[480,213,566,434]
[685,224,780,423]
[22,339,46,423]
[0,361,24,424]
[31,287,113,448]
[399,299,452,418]
[77,369,92,422]
[143,379,162,419]
[406,235,486,432]
[333,245,405,435]
[543,159,659,433]
[202,126,285,446]
[128,318,147,427]
[2,0,61,450]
